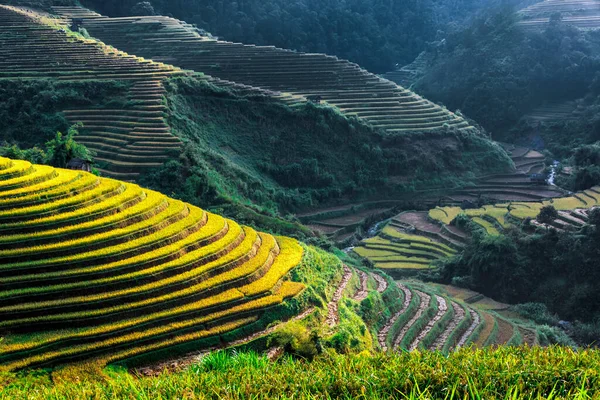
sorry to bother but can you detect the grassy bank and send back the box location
[0,346,598,399]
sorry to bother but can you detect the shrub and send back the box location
[536,205,558,225]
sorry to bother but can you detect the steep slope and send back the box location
[51,6,476,135]
[0,156,305,370]
[0,4,518,229]
[0,5,185,180]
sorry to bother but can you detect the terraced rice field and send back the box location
[522,101,583,123]
[51,6,477,135]
[375,282,529,353]
[0,157,306,370]
[354,222,457,273]
[64,80,184,181]
[429,186,600,232]
[300,143,561,243]
[519,0,600,30]
[432,144,563,207]
[0,5,189,180]
[356,178,596,276]
[299,202,397,243]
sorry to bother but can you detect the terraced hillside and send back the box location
[429,185,600,231]
[0,156,306,371]
[519,0,600,30]
[356,182,600,275]
[300,144,562,244]
[381,51,433,88]
[0,5,188,180]
[444,144,564,203]
[522,101,583,124]
[375,279,537,353]
[50,6,476,135]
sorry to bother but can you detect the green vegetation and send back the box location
[2,347,599,399]
[557,143,600,191]
[0,79,127,148]
[414,5,600,149]
[137,76,510,237]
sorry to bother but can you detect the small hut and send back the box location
[67,158,93,173]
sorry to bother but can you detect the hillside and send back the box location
[0,4,185,180]
[519,0,600,30]
[53,6,477,135]
[78,0,509,74]
[393,4,600,158]
[0,156,563,372]
[0,0,598,398]
[299,144,563,244]
[0,4,521,236]
[0,156,307,370]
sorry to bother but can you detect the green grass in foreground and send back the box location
[1,346,599,399]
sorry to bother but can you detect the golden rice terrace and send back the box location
[0,157,305,370]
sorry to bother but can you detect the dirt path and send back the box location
[409,295,447,351]
[495,317,515,345]
[378,283,412,351]
[393,290,431,350]
[135,307,317,377]
[396,211,442,234]
[456,308,481,348]
[430,301,465,351]
[519,327,537,346]
[326,265,353,327]
[352,270,369,302]
[372,273,388,293]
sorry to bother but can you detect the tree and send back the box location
[537,205,559,225]
[131,2,155,16]
[45,124,93,168]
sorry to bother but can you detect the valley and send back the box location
[0,0,599,398]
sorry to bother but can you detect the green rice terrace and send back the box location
[0,5,186,180]
[519,0,600,30]
[356,183,600,276]
[50,5,476,135]
[0,4,297,182]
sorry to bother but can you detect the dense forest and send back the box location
[414,7,600,135]
[80,0,508,73]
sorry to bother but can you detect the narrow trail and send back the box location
[372,273,388,293]
[456,309,481,348]
[352,270,369,302]
[519,327,537,347]
[409,295,447,351]
[393,290,431,350]
[378,283,412,351]
[430,301,465,351]
[135,306,317,376]
[326,265,353,327]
